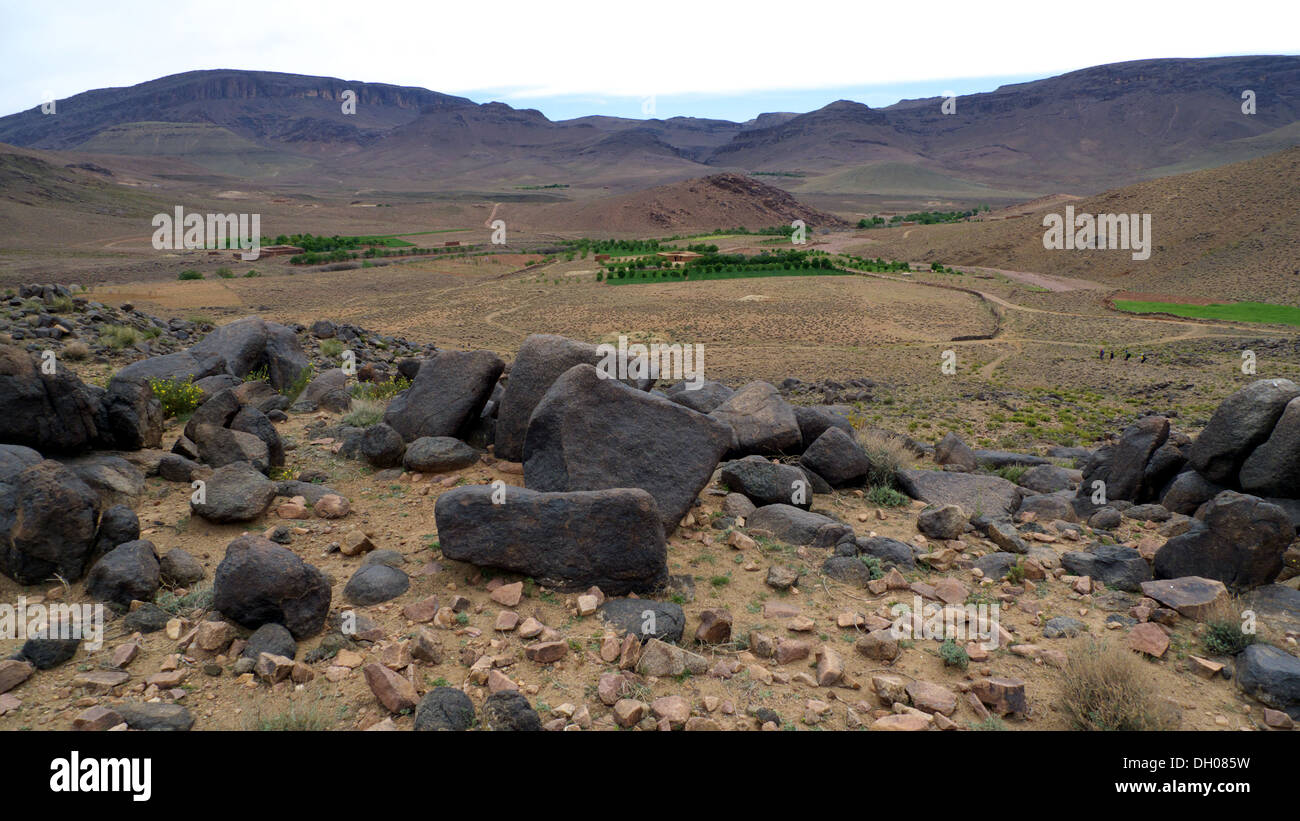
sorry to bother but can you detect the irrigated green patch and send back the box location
[1114,300,1300,327]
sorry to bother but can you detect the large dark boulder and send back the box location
[230,406,285,468]
[793,405,854,447]
[190,461,277,523]
[343,563,410,605]
[414,687,476,731]
[1154,491,1293,590]
[111,350,227,387]
[434,485,667,594]
[404,437,478,473]
[1060,543,1151,592]
[933,432,977,471]
[94,504,140,555]
[95,377,164,450]
[383,350,503,441]
[0,458,100,584]
[193,424,270,473]
[0,344,98,452]
[481,691,542,731]
[293,368,349,413]
[1107,416,1170,502]
[663,380,734,414]
[1188,379,1300,485]
[1236,644,1300,719]
[720,457,812,509]
[709,381,801,455]
[496,334,609,461]
[1240,397,1300,499]
[597,598,686,643]
[85,540,161,606]
[1160,470,1224,515]
[746,504,839,545]
[189,317,311,393]
[799,427,872,486]
[212,535,332,639]
[360,423,406,468]
[896,469,1021,518]
[522,364,731,533]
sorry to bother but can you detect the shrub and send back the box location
[148,376,205,418]
[99,324,142,350]
[178,269,203,281]
[283,364,315,402]
[856,429,914,488]
[1201,597,1256,656]
[866,485,909,507]
[47,295,75,313]
[216,267,234,279]
[243,269,261,278]
[350,376,410,401]
[342,399,386,428]
[1059,640,1178,730]
[319,338,345,357]
[939,638,969,670]
[62,341,91,360]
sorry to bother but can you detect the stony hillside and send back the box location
[0,290,1297,732]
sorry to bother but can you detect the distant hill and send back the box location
[526,172,852,233]
[854,146,1300,305]
[1,57,1296,195]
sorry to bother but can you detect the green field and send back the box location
[1114,300,1300,327]
[606,267,856,285]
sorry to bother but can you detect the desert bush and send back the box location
[350,376,410,401]
[62,341,91,360]
[856,429,913,488]
[216,266,234,279]
[148,376,204,418]
[866,485,909,507]
[243,692,343,731]
[319,338,345,357]
[939,638,969,670]
[1201,597,1256,656]
[1059,640,1178,730]
[178,269,203,281]
[99,324,142,350]
[243,269,261,278]
[283,364,315,402]
[342,398,386,428]
[47,295,75,313]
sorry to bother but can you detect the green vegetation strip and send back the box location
[607,267,857,285]
[1114,300,1300,327]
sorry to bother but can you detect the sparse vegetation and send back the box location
[1059,641,1178,730]
[342,398,386,427]
[148,376,205,418]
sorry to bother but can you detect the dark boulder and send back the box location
[523,364,731,532]
[746,504,839,545]
[1060,543,1151,592]
[190,461,277,522]
[403,437,478,473]
[414,687,476,731]
[720,457,812,510]
[434,485,667,594]
[1188,378,1300,485]
[663,380,734,414]
[189,317,311,393]
[85,540,160,606]
[0,344,98,452]
[598,598,686,643]
[1154,491,1293,590]
[799,427,872,486]
[212,535,332,639]
[709,381,801,455]
[1240,396,1300,499]
[0,459,100,584]
[383,350,503,441]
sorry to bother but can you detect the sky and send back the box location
[2,0,1297,121]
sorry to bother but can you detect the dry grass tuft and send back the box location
[1060,640,1180,730]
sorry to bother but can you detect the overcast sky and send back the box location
[2,0,1296,121]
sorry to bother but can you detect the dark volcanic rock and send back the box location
[793,405,854,447]
[1240,396,1300,499]
[414,687,476,731]
[720,457,812,510]
[709,381,801,455]
[0,458,100,584]
[1189,378,1300,485]
[933,432,977,471]
[114,702,194,731]
[404,436,478,473]
[189,316,311,392]
[664,380,734,414]
[798,427,872,486]
[383,350,503,441]
[495,334,610,462]
[1060,543,1151,592]
[190,461,277,522]
[343,563,410,605]
[240,623,297,661]
[481,690,542,731]
[360,423,406,468]
[598,598,686,643]
[896,469,1021,518]
[1236,644,1300,719]
[212,535,332,638]
[85,539,160,606]
[0,344,99,452]
[522,364,731,533]
[746,504,838,545]
[1154,491,1293,590]
[1160,470,1224,515]
[434,485,667,594]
